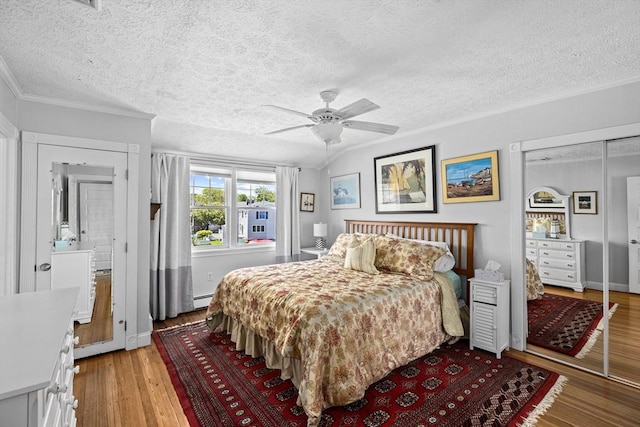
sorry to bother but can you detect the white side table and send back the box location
[469,278,510,359]
[300,247,329,259]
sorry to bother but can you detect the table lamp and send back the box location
[314,222,328,249]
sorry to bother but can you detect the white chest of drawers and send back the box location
[0,288,80,427]
[51,250,96,324]
[526,238,586,292]
[469,279,510,359]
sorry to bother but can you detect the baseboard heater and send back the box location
[195,293,214,300]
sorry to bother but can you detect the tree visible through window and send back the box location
[190,166,276,248]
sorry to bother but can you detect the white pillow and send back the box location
[386,233,456,272]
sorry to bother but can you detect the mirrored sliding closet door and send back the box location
[511,123,640,388]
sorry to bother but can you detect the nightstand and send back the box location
[469,278,510,359]
[300,247,329,259]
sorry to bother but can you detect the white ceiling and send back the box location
[1,0,638,169]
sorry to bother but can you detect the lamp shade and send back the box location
[313,222,328,237]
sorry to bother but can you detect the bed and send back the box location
[205,219,476,426]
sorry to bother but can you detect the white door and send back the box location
[628,176,640,294]
[36,144,127,357]
[79,182,114,271]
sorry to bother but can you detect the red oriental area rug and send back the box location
[527,293,617,358]
[154,321,566,427]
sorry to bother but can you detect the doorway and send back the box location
[20,135,135,358]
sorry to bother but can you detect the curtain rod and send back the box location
[151,149,300,171]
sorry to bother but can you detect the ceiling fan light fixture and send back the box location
[311,122,343,145]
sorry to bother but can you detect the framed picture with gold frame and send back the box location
[441,150,500,203]
[300,192,315,212]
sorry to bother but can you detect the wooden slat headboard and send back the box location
[345,219,476,300]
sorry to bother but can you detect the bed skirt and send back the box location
[206,312,305,392]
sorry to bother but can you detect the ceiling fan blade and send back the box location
[263,104,313,119]
[265,124,315,135]
[342,120,399,135]
[337,98,380,120]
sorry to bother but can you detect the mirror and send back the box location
[524,142,605,374]
[51,162,115,348]
[606,136,640,385]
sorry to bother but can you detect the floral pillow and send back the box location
[373,235,446,280]
[325,233,355,260]
[326,233,378,260]
[344,236,379,275]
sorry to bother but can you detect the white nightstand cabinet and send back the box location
[469,279,510,359]
[300,247,329,259]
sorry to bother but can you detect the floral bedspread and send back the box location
[205,257,460,426]
[526,258,545,300]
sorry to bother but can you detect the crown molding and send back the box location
[19,92,156,120]
[0,56,22,98]
[0,54,155,121]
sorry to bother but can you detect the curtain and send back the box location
[150,153,194,320]
[275,166,300,263]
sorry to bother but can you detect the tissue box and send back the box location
[532,231,548,238]
[474,268,505,282]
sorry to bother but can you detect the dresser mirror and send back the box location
[512,125,640,388]
[51,162,115,348]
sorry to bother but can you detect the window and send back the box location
[190,165,276,249]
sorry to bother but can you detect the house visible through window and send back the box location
[190,165,276,248]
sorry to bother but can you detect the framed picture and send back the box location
[300,192,315,212]
[441,150,500,204]
[330,173,361,209]
[374,146,437,213]
[572,191,597,214]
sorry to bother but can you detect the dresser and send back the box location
[526,238,586,292]
[0,287,80,427]
[469,278,510,359]
[51,250,96,324]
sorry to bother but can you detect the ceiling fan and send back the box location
[263,90,399,145]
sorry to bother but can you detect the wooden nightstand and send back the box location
[300,247,329,259]
[469,278,510,358]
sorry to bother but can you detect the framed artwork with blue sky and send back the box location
[441,150,500,203]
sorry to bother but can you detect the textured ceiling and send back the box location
[1,0,639,168]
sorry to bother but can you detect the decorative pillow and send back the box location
[344,236,379,274]
[326,233,378,260]
[386,233,456,272]
[373,235,446,280]
[325,233,354,260]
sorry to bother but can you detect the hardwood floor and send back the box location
[75,273,113,347]
[74,309,640,427]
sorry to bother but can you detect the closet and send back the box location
[510,123,640,387]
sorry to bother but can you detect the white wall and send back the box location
[321,81,640,286]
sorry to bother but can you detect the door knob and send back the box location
[632,239,638,244]
[39,263,51,271]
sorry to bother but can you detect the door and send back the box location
[628,176,640,294]
[35,144,127,357]
[79,182,114,271]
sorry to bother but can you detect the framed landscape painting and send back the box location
[330,173,361,209]
[572,191,597,214]
[374,146,437,213]
[441,150,500,204]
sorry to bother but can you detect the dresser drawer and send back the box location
[526,247,537,257]
[472,285,498,305]
[526,240,538,248]
[538,258,576,270]
[538,267,579,282]
[539,249,575,260]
